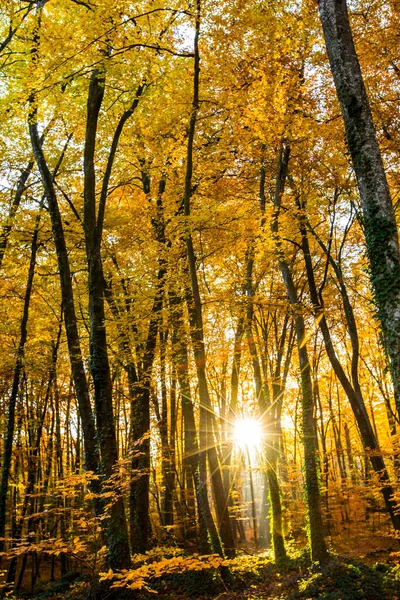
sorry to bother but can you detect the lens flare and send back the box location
[234,418,263,449]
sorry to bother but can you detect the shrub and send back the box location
[289,558,400,600]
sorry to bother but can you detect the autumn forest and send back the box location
[1,0,400,598]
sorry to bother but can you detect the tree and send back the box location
[318,0,400,419]
[271,146,329,564]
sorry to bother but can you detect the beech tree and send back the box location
[319,0,400,418]
[0,0,400,595]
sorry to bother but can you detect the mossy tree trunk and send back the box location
[271,146,329,564]
[319,0,400,420]
[298,196,400,531]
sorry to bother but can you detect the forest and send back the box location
[1,0,400,598]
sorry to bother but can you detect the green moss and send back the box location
[289,558,400,600]
[365,213,400,320]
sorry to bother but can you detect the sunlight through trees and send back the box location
[0,0,400,597]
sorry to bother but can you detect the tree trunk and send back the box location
[299,201,400,530]
[0,160,33,269]
[83,69,131,569]
[181,0,234,557]
[271,146,329,564]
[244,254,287,562]
[170,290,223,555]
[159,330,175,528]
[318,0,400,419]
[129,265,164,553]
[0,205,41,552]
[29,116,103,524]
[258,475,271,548]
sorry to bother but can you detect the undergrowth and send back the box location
[4,545,400,600]
[289,557,400,600]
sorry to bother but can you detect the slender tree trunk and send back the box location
[299,202,400,530]
[0,160,33,269]
[182,0,234,557]
[0,205,41,553]
[315,377,330,518]
[170,290,223,555]
[258,475,271,548]
[159,330,175,528]
[344,422,356,483]
[244,255,287,562]
[271,146,329,564]
[83,69,131,569]
[129,266,164,553]
[106,177,166,555]
[223,316,245,536]
[166,372,178,526]
[29,117,103,520]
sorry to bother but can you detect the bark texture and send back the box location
[319,0,400,417]
[83,69,131,569]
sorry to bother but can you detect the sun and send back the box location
[234,418,263,450]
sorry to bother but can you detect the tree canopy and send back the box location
[0,0,400,598]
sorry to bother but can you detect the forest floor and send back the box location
[211,526,400,600]
[4,524,400,600]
